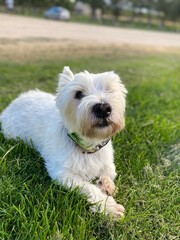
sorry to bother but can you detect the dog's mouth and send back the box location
[94,119,110,128]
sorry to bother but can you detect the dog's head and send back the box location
[56,67,127,140]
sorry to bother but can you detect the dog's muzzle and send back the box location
[92,103,111,128]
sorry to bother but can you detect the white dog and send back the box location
[0,67,127,217]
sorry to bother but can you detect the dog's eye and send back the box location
[75,91,84,100]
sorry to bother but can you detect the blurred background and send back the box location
[0,0,180,32]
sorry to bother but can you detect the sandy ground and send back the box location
[0,13,180,61]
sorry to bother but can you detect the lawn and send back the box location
[0,50,179,240]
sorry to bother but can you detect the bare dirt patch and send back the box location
[0,13,180,62]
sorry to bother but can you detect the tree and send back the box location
[81,0,105,19]
[156,0,171,26]
[130,0,142,22]
[13,0,74,9]
[111,0,123,22]
[169,0,180,21]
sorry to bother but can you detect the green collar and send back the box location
[67,132,110,154]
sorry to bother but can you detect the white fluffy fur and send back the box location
[0,67,127,217]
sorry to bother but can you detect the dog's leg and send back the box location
[96,166,117,196]
[59,173,124,217]
[96,176,117,196]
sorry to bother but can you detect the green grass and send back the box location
[0,52,180,239]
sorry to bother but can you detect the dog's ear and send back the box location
[58,66,74,87]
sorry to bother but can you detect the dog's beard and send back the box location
[93,118,110,128]
[78,114,123,140]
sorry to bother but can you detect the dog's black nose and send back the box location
[92,103,112,118]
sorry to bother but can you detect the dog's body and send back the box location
[1,67,127,217]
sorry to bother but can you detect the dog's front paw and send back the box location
[105,196,125,218]
[97,176,116,196]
